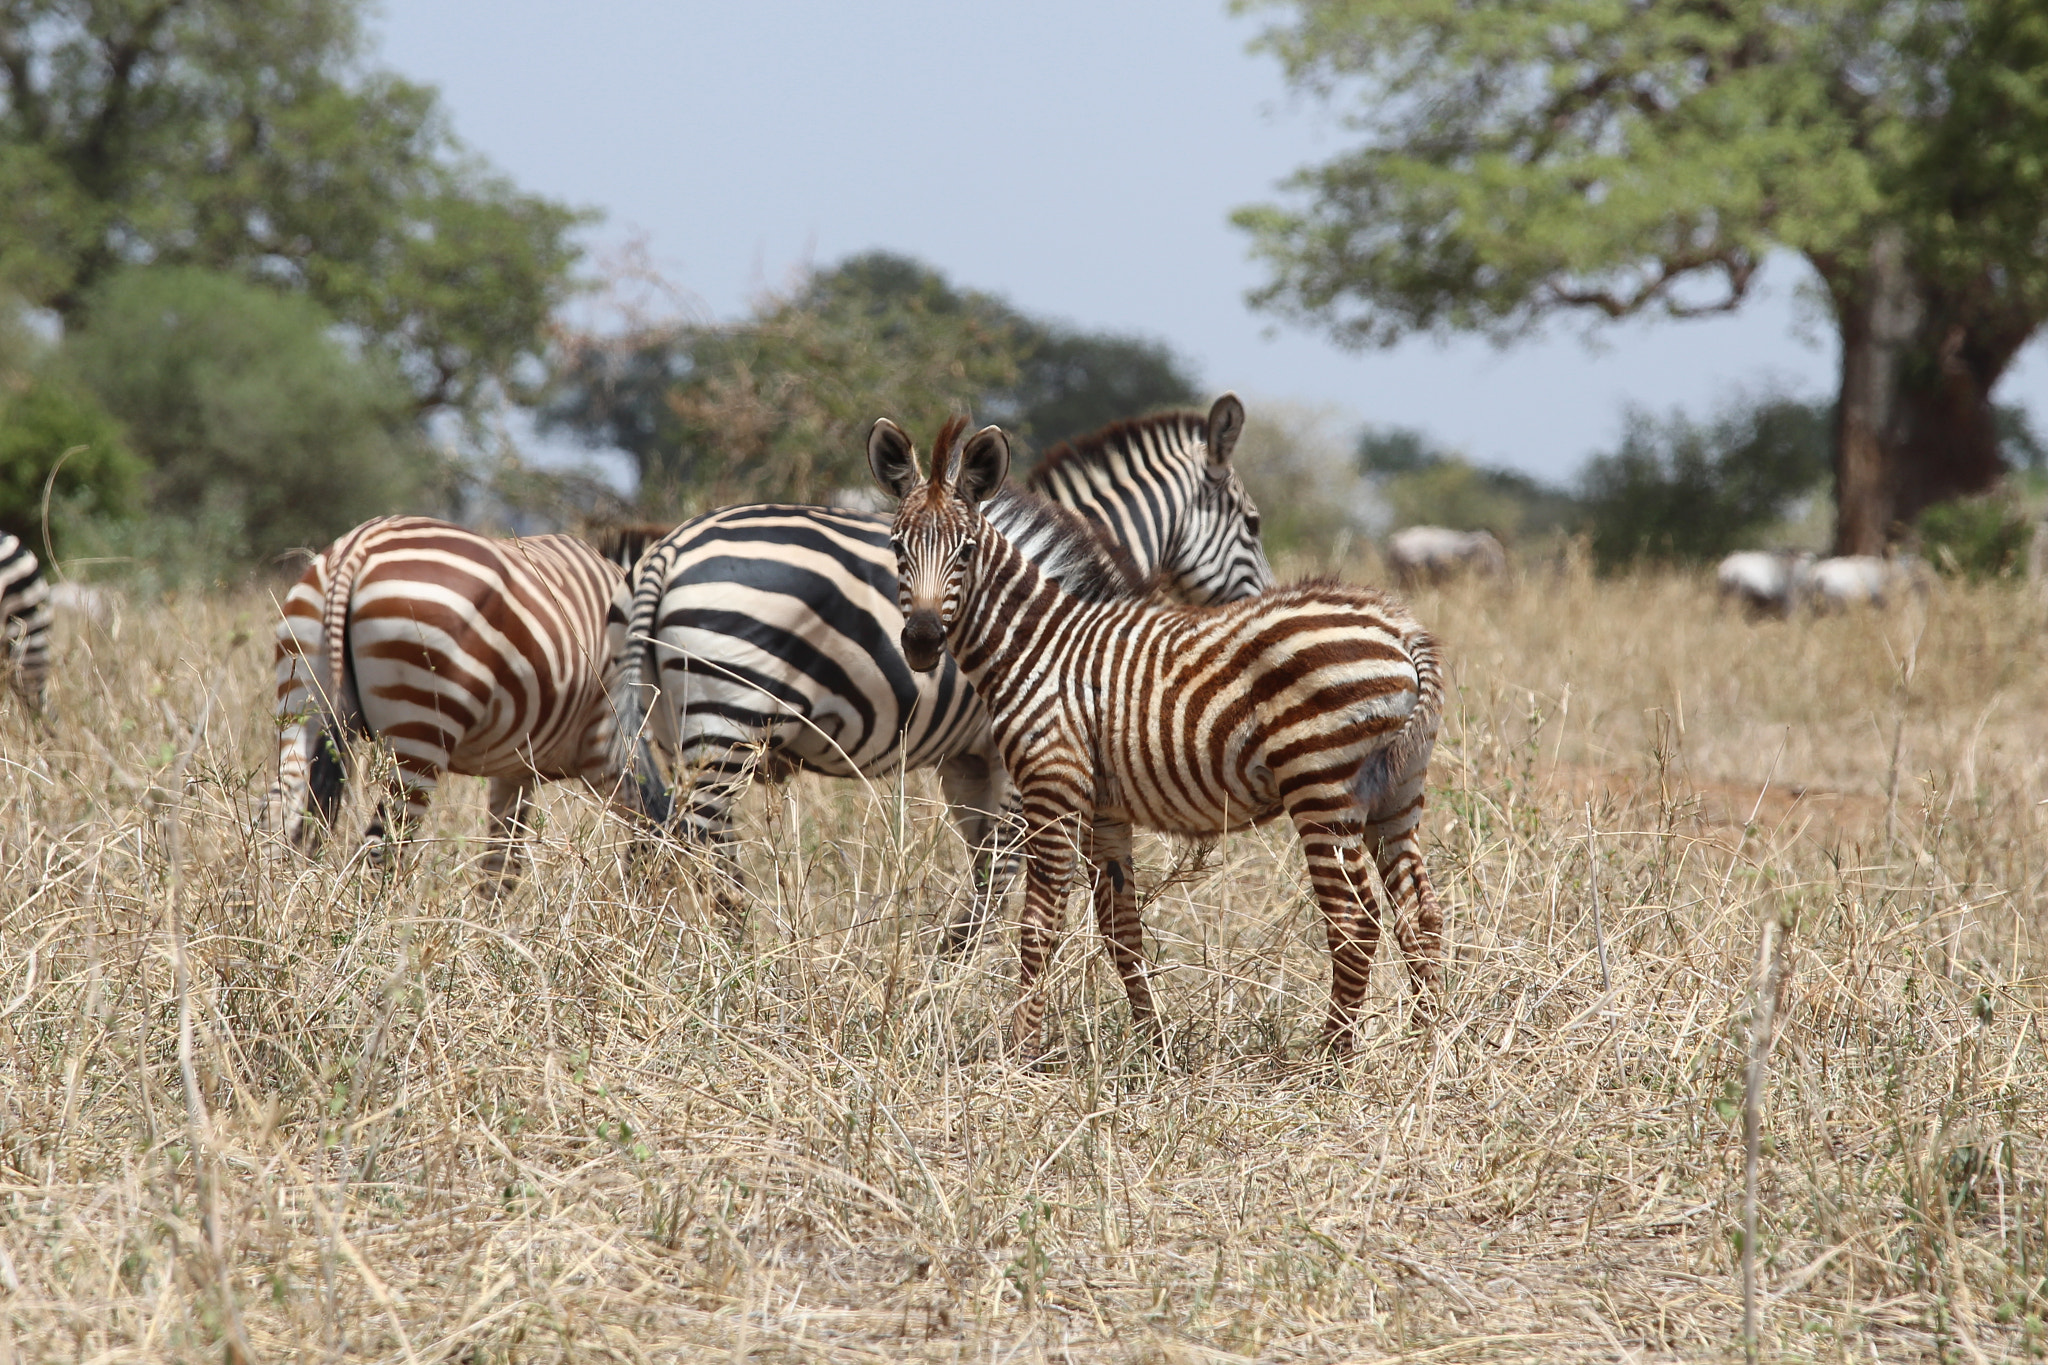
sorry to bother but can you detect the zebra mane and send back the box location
[931,414,971,486]
[984,487,1145,604]
[1026,410,1210,489]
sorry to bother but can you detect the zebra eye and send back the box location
[1245,513,1262,537]
[955,539,976,562]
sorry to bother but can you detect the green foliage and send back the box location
[0,372,141,550]
[545,253,1200,508]
[1917,495,2033,580]
[1358,426,1579,539]
[1005,329,1200,450]
[66,267,432,566]
[1233,0,2048,545]
[1577,397,1832,571]
[1233,0,2046,342]
[0,0,589,419]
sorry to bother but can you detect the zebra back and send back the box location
[0,532,53,710]
[1026,394,1273,605]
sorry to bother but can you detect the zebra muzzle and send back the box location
[901,611,946,673]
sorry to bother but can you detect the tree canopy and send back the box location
[65,267,430,564]
[1234,0,2048,553]
[544,253,1201,509]
[0,0,588,420]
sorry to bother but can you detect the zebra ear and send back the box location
[957,425,1011,505]
[867,419,921,500]
[1205,393,1246,468]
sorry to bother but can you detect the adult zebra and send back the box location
[617,396,1274,940]
[873,417,1444,1059]
[261,515,666,889]
[0,533,52,711]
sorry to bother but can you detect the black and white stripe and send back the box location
[615,397,1273,928]
[0,533,52,711]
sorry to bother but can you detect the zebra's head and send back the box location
[1160,394,1275,605]
[870,414,1010,673]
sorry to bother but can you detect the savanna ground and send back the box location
[3,556,2047,1363]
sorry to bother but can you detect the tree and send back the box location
[1233,0,2048,554]
[0,0,587,420]
[1356,426,1580,537]
[66,267,430,564]
[0,373,141,551]
[1576,396,1833,570]
[545,253,1202,507]
[1005,329,1200,451]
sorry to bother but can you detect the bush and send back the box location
[1355,426,1579,540]
[0,372,142,551]
[1917,494,2033,580]
[1577,395,1830,571]
[66,267,433,567]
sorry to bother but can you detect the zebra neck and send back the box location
[949,535,1079,683]
[1041,448,1195,580]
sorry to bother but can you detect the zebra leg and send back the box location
[1013,809,1085,1064]
[477,776,535,897]
[1362,783,1444,1024]
[669,736,758,923]
[1086,816,1159,1050]
[1288,804,1384,1055]
[362,750,441,876]
[1371,830,1445,1024]
[936,751,1020,954]
[261,572,331,850]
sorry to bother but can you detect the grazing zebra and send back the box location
[0,533,52,711]
[872,417,1445,1059]
[617,396,1273,939]
[261,515,665,888]
[1385,526,1507,587]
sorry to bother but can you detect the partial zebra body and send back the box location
[874,418,1444,1059]
[616,398,1271,936]
[1385,526,1506,587]
[0,533,52,711]
[1716,550,1813,617]
[263,515,660,888]
[1805,554,1925,610]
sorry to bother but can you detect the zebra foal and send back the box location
[261,515,664,888]
[872,418,1446,1059]
[0,533,52,712]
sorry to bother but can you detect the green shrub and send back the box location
[1577,395,1830,571]
[67,267,434,567]
[1917,495,2033,580]
[0,374,142,551]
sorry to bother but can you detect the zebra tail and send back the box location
[610,550,673,824]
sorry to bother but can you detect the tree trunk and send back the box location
[1826,232,2028,555]
[1830,228,1922,555]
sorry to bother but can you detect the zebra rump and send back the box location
[0,532,53,710]
[263,515,665,884]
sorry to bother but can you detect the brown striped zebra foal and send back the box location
[872,418,1445,1059]
[260,516,667,890]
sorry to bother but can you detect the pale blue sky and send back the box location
[373,0,2043,484]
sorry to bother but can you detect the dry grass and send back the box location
[3,562,2048,1363]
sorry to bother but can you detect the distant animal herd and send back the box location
[0,397,1950,1059]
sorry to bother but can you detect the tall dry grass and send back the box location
[1,562,2046,1362]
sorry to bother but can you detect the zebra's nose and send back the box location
[901,611,946,672]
